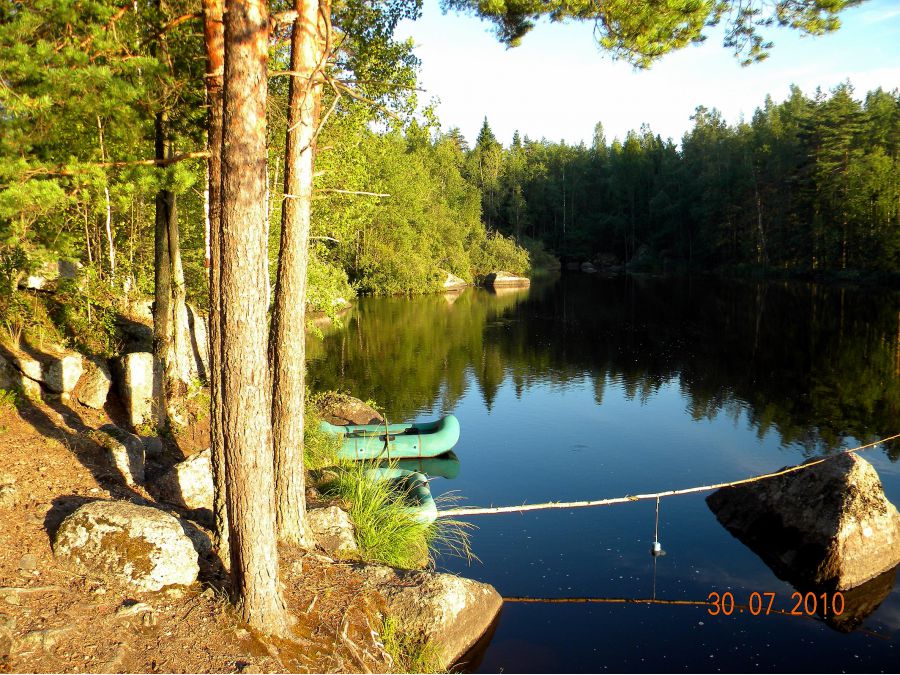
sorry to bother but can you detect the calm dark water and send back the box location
[308,274,900,673]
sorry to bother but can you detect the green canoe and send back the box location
[321,414,461,460]
[364,466,438,524]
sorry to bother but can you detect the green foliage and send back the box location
[442,0,860,66]
[379,616,443,674]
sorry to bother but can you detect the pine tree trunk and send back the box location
[220,0,291,635]
[269,0,329,546]
[203,0,229,561]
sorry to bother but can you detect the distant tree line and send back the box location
[466,83,900,277]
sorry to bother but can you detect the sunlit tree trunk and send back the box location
[203,0,229,559]
[269,0,330,546]
[220,0,291,635]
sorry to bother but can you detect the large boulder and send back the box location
[74,356,111,409]
[151,449,213,512]
[0,356,40,399]
[707,453,900,590]
[88,424,145,486]
[483,271,530,289]
[362,566,502,670]
[52,501,201,591]
[307,506,359,559]
[317,393,383,426]
[118,352,160,428]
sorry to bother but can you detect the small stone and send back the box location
[19,627,69,651]
[116,601,153,618]
[3,594,19,606]
[201,587,215,599]
[87,425,145,486]
[307,506,359,559]
[18,554,38,571]
[0,485,18,508]
[164,587,185,599]
[92,586,107,596]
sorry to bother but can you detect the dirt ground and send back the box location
[0,393,395,674]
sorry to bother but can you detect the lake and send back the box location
[307,273,900,673]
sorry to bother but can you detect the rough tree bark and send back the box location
[220,0,292,634]
[203,0,229,560]
[269,0,330,546]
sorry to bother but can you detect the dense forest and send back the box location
[3,2,897,338]
[469,83,900,277]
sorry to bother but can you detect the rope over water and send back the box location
[436,433,900,518]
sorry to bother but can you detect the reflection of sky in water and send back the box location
[309,277,900,672]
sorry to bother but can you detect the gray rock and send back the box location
[483,271,530,288]
[707,453,900,590]
[88,424,145,486]
[118,352,160,428]
[580,262,597,273]
[74,356,111,409]
[307,506,358,559]
[43,352,83,393]
[318,394,383,426]
[442,271,468,291]
[141,436,165,460]
[362,566,503,670]
[53,500,201,592]
[151,449,213,511]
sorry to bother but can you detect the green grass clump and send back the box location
[321,461,475,570]
[0,388,18,411]
[380,615,443,673]
[322,462,431,569]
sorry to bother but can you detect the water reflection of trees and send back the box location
[307,276,900,458]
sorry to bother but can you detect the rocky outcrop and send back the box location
[362,566,503,670]
[150,449,213,512]
[483,271,530,288]
[74,356,111,409]
[1,348,83,396]
[0,357,40,399]
[707,453,900,590]
[52,501,201,591]
[317,393,383,426]
[118,352,159,428]
[88,424,145,486]
[307,506,359,559]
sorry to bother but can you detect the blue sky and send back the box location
[395,0,900,147]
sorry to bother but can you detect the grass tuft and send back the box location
[379,615,443,673]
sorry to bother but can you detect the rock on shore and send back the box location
[362,565,503,669]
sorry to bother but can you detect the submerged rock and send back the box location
[707,453,900,590]
[53,501,201,591]
[362,566,503,670]
[307,506,359,559]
